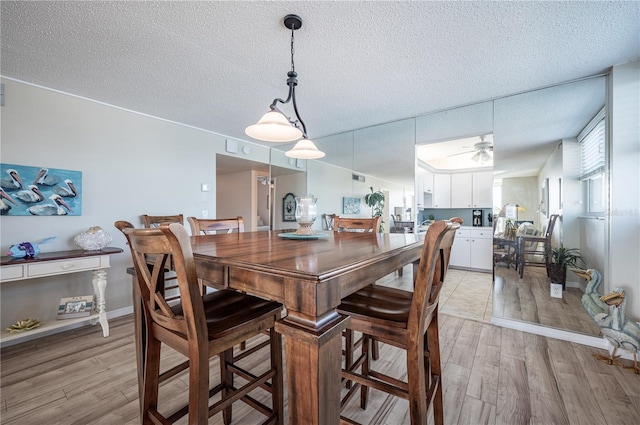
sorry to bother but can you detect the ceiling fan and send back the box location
[448,135,493,162]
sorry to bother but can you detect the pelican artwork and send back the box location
[594,289,640,374]
[53,179,78,197]
[14,185,46,203]
[27,194,73,216]
[1,169,23,190]
[0,188,19,214]
[32,168,62,186]
[574,269,607,319]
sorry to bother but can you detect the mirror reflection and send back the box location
[492,76,607,336]
[298,77,608,339]
[308,121,415,233]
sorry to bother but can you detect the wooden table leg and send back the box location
[275,312,350,425]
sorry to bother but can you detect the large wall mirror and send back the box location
[289,74,609,340]
[307,121,415,232]
[492,76,607,337]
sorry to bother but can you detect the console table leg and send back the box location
[92,268,109,337]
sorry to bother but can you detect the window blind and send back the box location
[579,108,605,180]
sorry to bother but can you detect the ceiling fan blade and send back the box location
[447,150,475,157]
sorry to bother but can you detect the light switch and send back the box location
[201,183,210,192]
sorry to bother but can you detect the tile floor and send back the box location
[378,266,494,323]
[439,268,493,323]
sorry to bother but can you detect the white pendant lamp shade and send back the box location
[285,138,326,159]
[245,110,303,142]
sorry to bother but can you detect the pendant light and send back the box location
[245,14,325,159]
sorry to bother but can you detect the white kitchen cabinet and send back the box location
[416,168,434,209]
[449,227,492,271]
[451,173,472,208]
[469,228,493,270]
[433,174,451,208]
[450,172,493,208]
[472,171,493,207]
[423,169,434,194]
[449,228,471,268]
[415,168,424,207]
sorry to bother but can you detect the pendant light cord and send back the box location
[291,27,295,73]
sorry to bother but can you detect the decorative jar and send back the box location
[74,226,112,251]
[294,196,318,235]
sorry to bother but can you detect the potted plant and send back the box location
[364,187,385,232]
[428,213,435,223]
[549,245,584,289]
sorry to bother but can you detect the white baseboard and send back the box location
[491,316,635,361]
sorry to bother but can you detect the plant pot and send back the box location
[549,264,566,290]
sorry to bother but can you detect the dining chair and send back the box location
[141,213,184,228]
[187,216,244,235]
[119,222,284,425]
[140,214,184,303]
[517,214,559,278]
[322,213,337,231]
[333,215,383,385]
[337,219,460,425]
[333,216,381,233]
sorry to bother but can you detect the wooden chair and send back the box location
[187,216,244,235]
[322,213,337,231]
[337,219,459,425]
[517,214,559,278]
[140,214,184,303]
[118,222,284,425]
[333,216,381,233]
[141,214,184,228]
[333,215,382,383]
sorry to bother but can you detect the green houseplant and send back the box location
[549,245,584,288]
[364,187,385,232]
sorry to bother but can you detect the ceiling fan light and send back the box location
[245,110,303,142]
[285,138,326,159]
[471,150,482,162]
[481,150,492,163]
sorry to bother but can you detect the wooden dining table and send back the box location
[190,229,425,424]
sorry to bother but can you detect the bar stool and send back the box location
[337,219,460,425]
[119,222,284,425]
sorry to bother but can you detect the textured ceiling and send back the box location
[1,1,639,183]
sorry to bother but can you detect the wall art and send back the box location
[283,193,296,222]
[342,197,361,214]
[1,163,82,216]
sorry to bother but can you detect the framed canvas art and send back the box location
[1,163,82,216]
[283,193,296,222]
[342,197,361,214]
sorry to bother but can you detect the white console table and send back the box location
[0,247,123,347]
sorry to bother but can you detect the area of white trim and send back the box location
[491,316,635,360]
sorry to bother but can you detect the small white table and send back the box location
[0,247,122,347]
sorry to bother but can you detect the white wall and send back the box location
[608,60,640,322]
[216,170,254,230]
[0,78,269,328]
[307,159,405,232]
[500,177,538,224]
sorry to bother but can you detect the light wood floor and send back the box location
[493,265,602,336]
[3,309,639,424]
